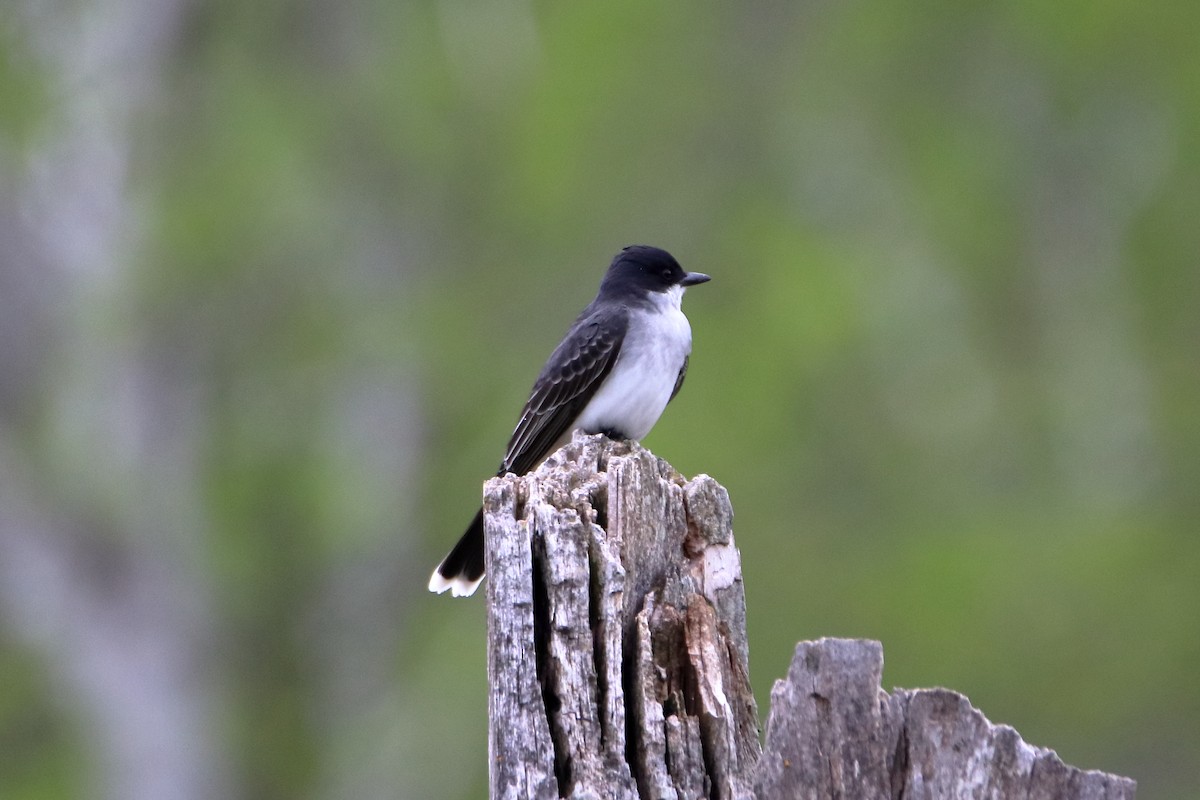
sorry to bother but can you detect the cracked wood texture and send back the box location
[484,433,759,800]
[484,433,1135,800]
[755,638,1136,800]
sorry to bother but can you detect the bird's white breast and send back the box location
[575,286,692,441]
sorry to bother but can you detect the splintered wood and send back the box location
[485,433,757,800]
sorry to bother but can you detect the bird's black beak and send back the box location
[680,272,711,287]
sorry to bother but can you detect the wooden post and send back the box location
[484,433,1135,800]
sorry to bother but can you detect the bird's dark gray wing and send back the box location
[500,308,627,476]
[669,355,689,403]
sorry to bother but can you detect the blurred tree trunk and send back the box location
[2,1,431,797]
[483,434,1136,800]
[0,2,228,799]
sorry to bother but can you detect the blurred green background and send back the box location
[1,1,1197,798]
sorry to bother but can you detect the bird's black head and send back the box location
[599,245,711,297]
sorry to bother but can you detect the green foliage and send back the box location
[0,641,85,800]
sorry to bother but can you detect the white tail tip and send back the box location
[428,570,484,598]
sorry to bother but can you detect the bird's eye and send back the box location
[662,268,673,279]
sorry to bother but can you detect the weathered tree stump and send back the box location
[756,638,1136,800]
[483,433,1135,800]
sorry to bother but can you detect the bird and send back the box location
[428,245,711,597]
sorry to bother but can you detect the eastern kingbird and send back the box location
[429,245,711,597]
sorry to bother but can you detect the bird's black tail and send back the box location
[428,508,486,597]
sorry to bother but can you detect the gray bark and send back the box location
[485,433,760,800]
[485,434,1135,800]
[756,638,1136,800]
